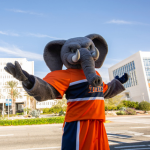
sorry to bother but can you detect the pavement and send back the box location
[106,115,150,150]
[0,115,150,150]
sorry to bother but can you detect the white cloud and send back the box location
[0,31,7,35]
[106,19,149,25]
[7,9,44,16]
[0,30,19,36]
[106,19,133,24]
[0,45,43,61]
[27,33,61,39]
[0,30,61,39]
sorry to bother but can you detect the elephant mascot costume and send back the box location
[4,34,128,150]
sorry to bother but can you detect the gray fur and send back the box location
[5,61,28,81]
[22,76,60,101]
[104,79,125,99]
[43,35,107,87]
[86,34,108,68]
[4,34,126,103]
[44,40,66,71]
[79,48,102,87]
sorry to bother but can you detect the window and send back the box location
[143,58,150,83]
[113,61,137,88]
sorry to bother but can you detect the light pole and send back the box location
[2,99,4,118]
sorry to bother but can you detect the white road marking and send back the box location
[108,130,127,133]
[134,133,144,136]
[109,142,119,145]
[0,134,14,136]
[0,124,63,129]
[115,145,146,148]
[14,146,61,150]
[130,127,150,129]
[121,148,150,150]
[143,135,150,137]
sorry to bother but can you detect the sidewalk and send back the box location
[1,112,150,120]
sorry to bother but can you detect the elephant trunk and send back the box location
[80,49,102,87]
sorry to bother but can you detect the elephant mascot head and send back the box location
[44,34,108,87]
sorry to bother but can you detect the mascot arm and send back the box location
[22,76,60,101]
[4,61,60,102]
[104,73,128,99]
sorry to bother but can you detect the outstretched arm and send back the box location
[22,76,60,101]
[104,73,128,99]
[4,61,60,101]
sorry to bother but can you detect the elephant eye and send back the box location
[70,49,77,53]
[87,45,92,50]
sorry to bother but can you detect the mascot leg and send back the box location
[61,120,110,150]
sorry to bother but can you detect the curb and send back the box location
[104,120,111,123]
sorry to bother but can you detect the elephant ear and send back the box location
[86,34,108,68]
[43,40,66,71]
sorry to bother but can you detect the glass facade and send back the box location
[113,61,138,88]
[143,58,150,92]
[143,58,150,83]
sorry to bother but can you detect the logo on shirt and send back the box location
[88,85,103,93]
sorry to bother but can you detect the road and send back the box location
[0,115,149,150]
[106,115,150,150]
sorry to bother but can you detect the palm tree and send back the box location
[24,92,36,110]
[6,81,20,114]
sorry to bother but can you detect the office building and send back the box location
[108,51,150,102]
[0,58,34,114]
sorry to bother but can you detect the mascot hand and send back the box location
[115,73,129,84]
[4,61,34,89]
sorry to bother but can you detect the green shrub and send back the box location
[117,104,124,110]
[120,107,126,111]
[139,101,150,112]
[116,111,125,115]
[59,110,65,116]
[30,110,40,118]
[0,114,16,117]
[43,106,64,114]
[23,107,31,114]
[125,108,136,115]
[122,100,139,109]
[52,106,63,114]
[43,108,51,114]
[16,112,24,115]
[62,106,67,112]
[0,117,65,126]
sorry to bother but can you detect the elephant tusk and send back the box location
[72,49,80,62]
[92,47,99,60]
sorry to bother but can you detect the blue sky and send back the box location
[0,0,150,82]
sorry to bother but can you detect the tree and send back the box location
[105,94,123,106]
[24,92,36,110]
[54,94,67,111]
[6,81,20,114]
[139,101,150,113]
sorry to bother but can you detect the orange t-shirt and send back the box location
[43,69,108,122]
